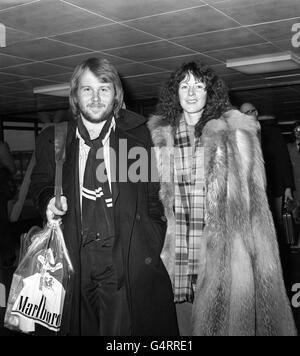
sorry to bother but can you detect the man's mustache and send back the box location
[88,103,105,108]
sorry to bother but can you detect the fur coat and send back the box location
[148,109,297,336]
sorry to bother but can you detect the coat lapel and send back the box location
[113,125,140,226]
[110,131,120,206]
[112,125,142,287]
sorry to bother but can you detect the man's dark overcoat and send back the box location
[30,109,179,336]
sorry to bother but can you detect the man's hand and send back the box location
[46,196,68,222]
[284,188,293,202]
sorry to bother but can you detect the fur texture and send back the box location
[148,109,297,336]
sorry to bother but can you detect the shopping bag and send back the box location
[282,198,299,246]
[4,219,73,334]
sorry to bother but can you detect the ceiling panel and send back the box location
[43,72,73,83]
[104,41,194,62]
[125,6,239,39]
[213,0,300,26]
[210,64,238,76]
[0,0,299,123]
[3,78,60,90]
[143,53,221,71]
[1,62,71,78]
[0,72,31,83]
[0,53,32,68]
[0,0,112,37]
[52,23,159,51]
[116,62,165,78]
[206,43,282,62]
[0,0,33,10]
[123,72,171,92]
[0,38,88,61]
[273,39,300,54]
[47,52,130,69]
[173,27,266,52]
[64,0,204,21]
[5,26,36,45]
[249,18,300,42]
[0,0,35,11]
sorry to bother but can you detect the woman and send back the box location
[147,61,296,336]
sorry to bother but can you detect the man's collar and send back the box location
[116,109,146,131]
[76,116,116,143]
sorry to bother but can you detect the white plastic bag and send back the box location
[4,220,73,334]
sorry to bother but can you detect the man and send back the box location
[30,57,178,336]
[239,102,259,120]
[286,121,300,251]
[240,102,296,289]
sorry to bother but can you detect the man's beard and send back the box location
[79,102,114,123]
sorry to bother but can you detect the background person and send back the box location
[287,121,300,204]
[286,121,300,250]
[240,102,295,218]
[0,140,16,268]
[0,140,16,222]
[240,103,296,283]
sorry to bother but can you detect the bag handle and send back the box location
[54,122,68,211]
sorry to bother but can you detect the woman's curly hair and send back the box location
[155,61,232,136]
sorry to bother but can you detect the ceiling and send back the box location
[0,0,300,128]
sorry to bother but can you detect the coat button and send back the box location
[161,215,167,222]
[145,257,152,265]
[136,214,141,221]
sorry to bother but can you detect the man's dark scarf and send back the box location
[77,115,114,245]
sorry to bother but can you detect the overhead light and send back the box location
[278,121,298,125]
[33,83,70,97]
[226,51,300,74]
